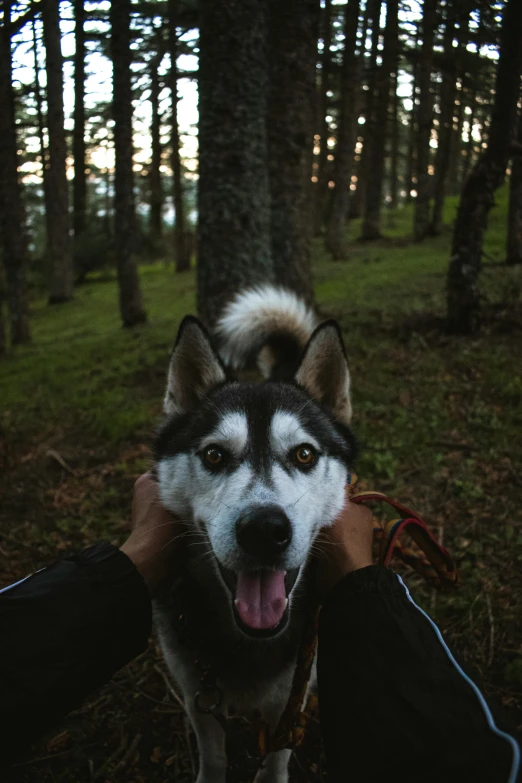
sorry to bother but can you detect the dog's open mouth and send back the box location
[218,566,299,637]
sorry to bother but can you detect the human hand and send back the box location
[120,473,181,595]
[315,491,375,600]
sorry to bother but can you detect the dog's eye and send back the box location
[292,444,318,467]
[202,445,226,467]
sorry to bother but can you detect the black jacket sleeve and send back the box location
[0,542,151,771]
[317,565,520,783]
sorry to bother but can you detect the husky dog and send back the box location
[154,285,357,783]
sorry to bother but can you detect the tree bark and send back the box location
[31,9,51,247]
[268,0,320,300]
[149,53,163,238]
[404,30,420,206]
[429,2,460,235]
[197,0,272,326]
[360,0,399,240]
[447,0,522,333]
[73,0,86,239]
[448,73,466,194]
[413,0,437,241]
[389,56,399,210]
[110,0,147,326]
[352,0,381,221]
[313,0,333,236]
[325,0,362,259]
[168,0,190,272]
[506,110,522,266]
[43,0,74,303]
[0,0,31,344]
[461,83,477,185]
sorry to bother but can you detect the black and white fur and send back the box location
[154,285,357,783]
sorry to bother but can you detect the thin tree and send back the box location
[352,0,381,220]
[413,0,438,241]
[404,27,420,205]
[389,55,399,210]
[325,0,362,259]
[313,0,333,236]
[268,0,320,300]
[73,0,86,240]
[110,0,147,326]
[197,0,272,325]
[506,110,522,266]
[168,0,190,272]
[149,49,163,239]
[447,0,522,333]
[43,0,74,303]
[31,9,51,246]
[429,1,458,235]
[360,0,399,240]
[0,0,31,344]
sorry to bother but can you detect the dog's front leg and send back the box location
[255,748,292,783]
[186,704,227,783]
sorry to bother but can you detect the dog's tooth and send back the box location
[284,598,288,609]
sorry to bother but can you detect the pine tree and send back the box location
[111,0,147,326]
[268,0,320,300]
[43,0,74,303]
[325,0,362,259]
[447,0,522,333]
[0,0,30,344]
[197,0,272,325]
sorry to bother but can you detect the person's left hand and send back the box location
[120,472,182,595]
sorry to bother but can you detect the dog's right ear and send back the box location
[294,320,352,425]
[164,316,227,416]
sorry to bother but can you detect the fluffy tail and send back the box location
[216,285,317,380]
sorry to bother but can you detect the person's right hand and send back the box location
[315,491,375,600]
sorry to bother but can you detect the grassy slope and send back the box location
[1,192,522,781]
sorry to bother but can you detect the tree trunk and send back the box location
[429,3,459,235]
[461,83,477,185]
[43,0,74,303]
[352,0,381,221]
[0,1,31,344]
[447,0,522,334]
[325,0,362,259]
[413,0,437,241]
[149,54,163,239]
[110,0,147,326]
[31,9,52,247]
[197,0,272,326]
[313,0,333,236]
[168,0,190,273]
[506,112,522,266]
[268,0,320,301]
[448,79,465,194]
[360,0,399,240]
[73,0,86,239]
[405,31,420,206]
[389,59,399,210]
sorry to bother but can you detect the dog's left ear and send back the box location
[294,321,352,424]
[164,316,226,416]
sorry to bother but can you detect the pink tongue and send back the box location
[235,570,287,630]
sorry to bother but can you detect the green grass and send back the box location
[2,192,522,781]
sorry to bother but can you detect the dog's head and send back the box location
[156,316,356,637]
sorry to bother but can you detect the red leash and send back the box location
[350,488,459,590]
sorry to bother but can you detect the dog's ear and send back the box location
[164,316,226,415]
[294,321,352,424]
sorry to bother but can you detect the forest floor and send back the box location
[1,194,522,782]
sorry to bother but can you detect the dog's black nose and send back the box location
[236,506,292,559]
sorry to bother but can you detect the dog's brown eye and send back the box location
[293,445,317,466]
[203,446,225,466]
